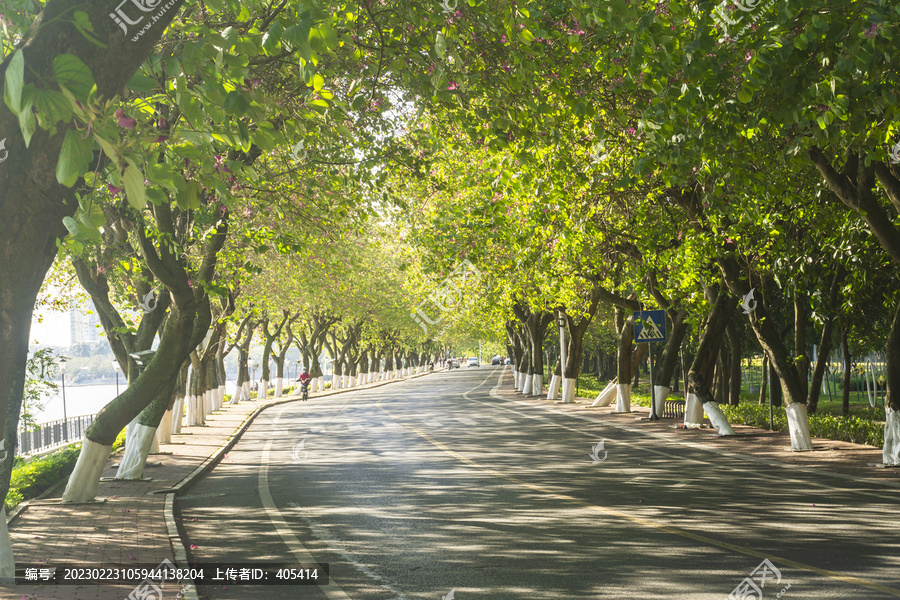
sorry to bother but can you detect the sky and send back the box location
[30,309,71,348]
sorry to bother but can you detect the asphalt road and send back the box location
[177,366,900,600]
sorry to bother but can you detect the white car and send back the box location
[467,357,479,367]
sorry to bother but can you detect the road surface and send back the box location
[177,366,900,599]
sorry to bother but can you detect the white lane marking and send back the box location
[282,503,413,600]
[258,406,352,599]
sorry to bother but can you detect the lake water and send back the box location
[34,380,244,423]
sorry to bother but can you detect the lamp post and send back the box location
[113,360,120,396]
[557,310,567,374]
[249,360,258,396]
[60,363,68,439]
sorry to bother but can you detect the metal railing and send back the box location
[16,414,96,457]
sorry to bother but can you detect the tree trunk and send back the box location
[726,319,741,406]
[841,322,852,416]
[808,265,846,414]
[685,284,737,434]
[794,287,809,400]
[615,307,634,412]
[883,301,900,465]
[115,379,177,480]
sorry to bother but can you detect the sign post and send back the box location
[633,310,667,421]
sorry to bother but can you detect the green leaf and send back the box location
[145,187,167,205]
[18,99,36,148]
[224,90,249,116]
[4,50,24,114]
[319,22,338,50]
[53,55,95,100]
[56,129,94,187]
[62,216,80,237]
[435,32,447,59]
[737,89,752,103]
[179,95,204,128]
[284,20,312,58]
[312,73,325,91]
[31,88,72,129]
[127,72,158,94]
[122,160,147,210]
[350,94,367,110]
[176,181,201,210]
[262,22,284,54]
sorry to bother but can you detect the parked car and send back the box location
[448,358,460,368]
[491,356,501,365]
[467,357,479,367]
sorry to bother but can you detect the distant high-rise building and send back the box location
[70,303,103,344]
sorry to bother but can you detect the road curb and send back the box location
[163,370,434,597]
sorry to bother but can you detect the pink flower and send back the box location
[447,82,458,91]
[115,109,136,129]
[108,184,123,195]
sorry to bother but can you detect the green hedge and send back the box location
[5,427,128,512]
[5,445,80,511]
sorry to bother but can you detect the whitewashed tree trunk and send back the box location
[785,402,813,451]
[615,384,631,412]
[125,418,136,447]
[217,384,225,408]
[704,402,736,435]
[62,438,113,503]
[349,375,357,387]
[259,379,268,399]
[592,381,617,407]
[316,376,324,391]
[242,380,251,400]
[150,428,160,454]
[186,395,200,426]
[531,374,543,397]
[274,377,284,398]
[560,378,577,403]
[342,374,350,388]
[116,424,157,479]
[884,408,900,466]
[522,374,533,395]
[171,396,183,435]
[0,507,13,581]
[547,374,560,400]
[158,410,173,445]
[513,370,520,390]
[684,392,704,426]
[652,386,670,417]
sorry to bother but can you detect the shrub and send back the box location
[5,444,81,511]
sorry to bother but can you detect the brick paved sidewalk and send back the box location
[3,372,432,600]
[498,370,900,487]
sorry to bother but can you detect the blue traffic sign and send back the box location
[633,310,667,343]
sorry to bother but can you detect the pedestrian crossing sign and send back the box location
[633,310,667,343]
